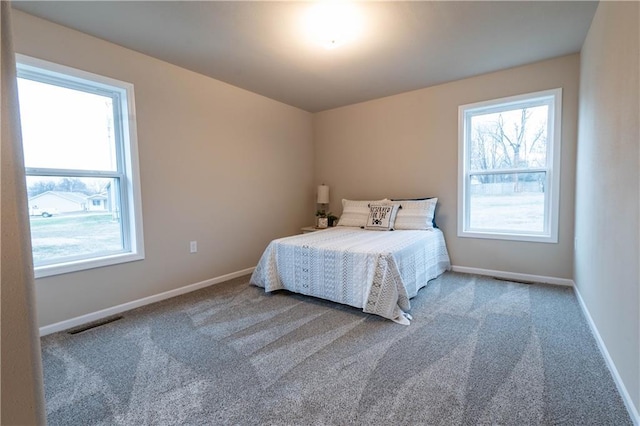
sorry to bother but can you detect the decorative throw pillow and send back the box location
[393,198,438,230]
[365,203,400,231]
[337,199,388,227]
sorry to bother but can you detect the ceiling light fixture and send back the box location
[303,1,363,49]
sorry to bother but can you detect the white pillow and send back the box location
[393,198,437,230]
[337,199,388,227]
[365,203,400,231]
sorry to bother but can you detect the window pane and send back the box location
[469,172,546,233]
[27,176,124,266]
[469,105,548,171]
[18,78,118,171]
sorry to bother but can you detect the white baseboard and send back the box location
[39,267,255,337]
[450,265,574,287]
[573,285,640,425]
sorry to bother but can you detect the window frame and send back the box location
[457,88,562,243]
[17,54,145,278]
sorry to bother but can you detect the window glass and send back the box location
[26,176,123,266]
[18,79,118,171]
[468,171,546,232]
[469,105,548,171]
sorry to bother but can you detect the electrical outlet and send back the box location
[190,241,197,253]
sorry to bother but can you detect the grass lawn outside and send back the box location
[29,212,122,265]
[469,192,545,232]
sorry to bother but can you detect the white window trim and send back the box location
[457,88,562,244]
[17,54,145,278]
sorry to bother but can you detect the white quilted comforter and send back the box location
[250,227,451,324]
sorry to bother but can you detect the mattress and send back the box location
[250,227,451,324]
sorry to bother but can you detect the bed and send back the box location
[250,225,451,325]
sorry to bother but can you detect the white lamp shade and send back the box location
[317,185,330,204]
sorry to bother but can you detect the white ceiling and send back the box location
[12,1,598,113]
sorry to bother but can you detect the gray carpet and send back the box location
[41,272,631,425]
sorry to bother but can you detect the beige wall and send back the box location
[12,10,315,327]
[575,1,639,415]
[314,54,579,279]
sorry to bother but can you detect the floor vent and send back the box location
[67,316,123,335]
[492,276,535,285]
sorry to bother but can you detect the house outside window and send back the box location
[17,55,144,278]
[457,88,562,243]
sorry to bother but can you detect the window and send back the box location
[458,88,562,243]
[17,55,144,278]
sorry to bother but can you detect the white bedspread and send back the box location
[250,227,451,324]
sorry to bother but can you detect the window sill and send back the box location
[34,251,145,279]
[458,230,558,244]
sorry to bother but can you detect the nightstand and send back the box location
[301,226,325,234]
